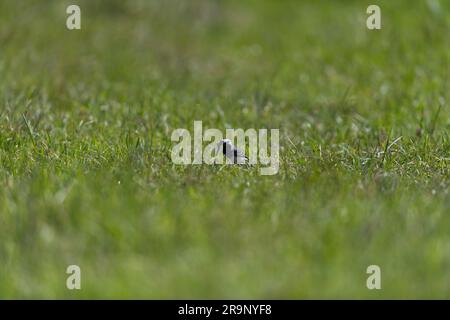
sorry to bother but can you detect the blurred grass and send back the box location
[0,0,449,298]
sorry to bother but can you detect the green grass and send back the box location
[0,0,449,298]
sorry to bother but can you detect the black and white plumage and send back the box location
[216,139,248,164]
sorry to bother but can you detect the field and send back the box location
[0,0,449,298]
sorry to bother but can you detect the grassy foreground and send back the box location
[0,0,449,298]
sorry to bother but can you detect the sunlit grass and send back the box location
[0,0,448,298]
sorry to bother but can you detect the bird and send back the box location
[216,139,248,164]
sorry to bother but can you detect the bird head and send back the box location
[215,139,232,154]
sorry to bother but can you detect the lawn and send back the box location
[0,0,448,298]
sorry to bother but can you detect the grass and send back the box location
[0,0,449,298]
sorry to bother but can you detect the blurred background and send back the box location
[0,0,448,298]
